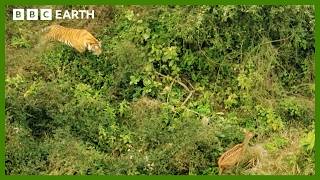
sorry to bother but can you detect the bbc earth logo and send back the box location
[12,9,95,20]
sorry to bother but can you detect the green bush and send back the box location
[5,5,314,175]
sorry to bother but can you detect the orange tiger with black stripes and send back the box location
[41,24,102,56]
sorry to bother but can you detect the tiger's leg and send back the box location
[73,44,86,53]
[219,167,224,175]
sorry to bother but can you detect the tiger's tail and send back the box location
[41,24,63,34]
[41,25,54,34]
[36,25,57,50]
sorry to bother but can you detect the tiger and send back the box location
[41,24,102,56]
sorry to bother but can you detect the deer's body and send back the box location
[218,131,254,174]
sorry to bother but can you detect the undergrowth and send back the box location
[5,5,315,175]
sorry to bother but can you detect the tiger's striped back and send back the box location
[42,25,102,55]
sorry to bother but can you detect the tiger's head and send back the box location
[88,41,102,56]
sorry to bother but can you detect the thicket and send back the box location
[5,5,315,175]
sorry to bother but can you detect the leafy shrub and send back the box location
[278,97,313,125]
[11,35,31,48]
[5,5,314,175]
[255,105,284,134]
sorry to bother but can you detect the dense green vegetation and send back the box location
[5,5,315,175]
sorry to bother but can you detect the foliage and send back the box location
[5,5,314,175]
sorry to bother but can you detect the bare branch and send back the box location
[259,34,293,46]
[181,90,194,107]
[155,71,190,92]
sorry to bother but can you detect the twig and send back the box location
[155,71,205,118]
[181,90,194,107]
[183,77,195,90]
[155,71,190,92]
[166,79,175,103]
[259,34,293,46]
[199,50,221,66]
[155,71,195,107]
